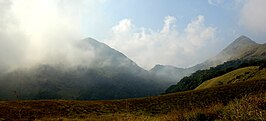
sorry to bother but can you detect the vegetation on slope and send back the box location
[165,58,266,94]
[196,66,266,90]
[0,79,265,120]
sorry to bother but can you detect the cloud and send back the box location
[112,19,134,33]
[240,0,266,34]
[161,16,176,33]
[0,0,104,71]
[105,15,216,69]
[184,15,216,51]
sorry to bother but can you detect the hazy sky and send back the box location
[0,0,266,70]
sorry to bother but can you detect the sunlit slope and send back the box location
[196,66,266,90]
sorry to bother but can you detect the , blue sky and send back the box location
[84,0,262,41]
[0,0,266,69]
[82,0,266,68]
[89,0,233,38]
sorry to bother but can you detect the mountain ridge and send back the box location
[0,37,167,100]
[152,35,266,84]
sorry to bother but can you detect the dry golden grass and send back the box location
[0,79,265,120]
[218,92,266,120]
[36,92,265,121]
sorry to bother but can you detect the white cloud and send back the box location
[105,15,216,69]
[240,0,266,34]
[112,19,134,33]
[161,16,176,33]
[184,15,216,51]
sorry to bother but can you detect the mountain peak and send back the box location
[231,35,257,46]
[221,35,258,54]
[82,37,103,47]
[152,64,163,69]
[150,64,184,72]
[203,35,262,68]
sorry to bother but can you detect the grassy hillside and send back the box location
[0,79,265,120]
[165,59,266,94]
[196,66,266,90]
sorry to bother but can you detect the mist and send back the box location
[0,0,96,72]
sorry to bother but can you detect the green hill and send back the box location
[196,66,266,90]
[165,59,266,94]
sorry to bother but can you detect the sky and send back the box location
[0,0,266,70]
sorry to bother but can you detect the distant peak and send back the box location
[81,37,105,47]
[218,35,258,57]
[83,37,98,43]
[150,64,163,70]
[232,35,257,45]
[238,35,249,39]
[154,64,162,67]
[150,64,184,71]
[153,64,177,69]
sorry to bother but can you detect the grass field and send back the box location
[196,66,266,90]
[0,78,265,120]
